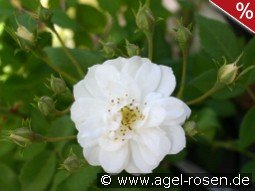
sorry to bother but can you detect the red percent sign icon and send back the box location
[210,0,255,33]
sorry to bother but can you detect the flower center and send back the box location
[109,102,144,141]
[116,105,144,141]
[120,106,143,130]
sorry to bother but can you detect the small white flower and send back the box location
[51,25,75,48]
[71,56,191,173]
[15,26,34,42]
[78,0,99,7]
[40,0,49,8]
[162,0,180,13]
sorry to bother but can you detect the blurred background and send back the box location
[0,0,255,191]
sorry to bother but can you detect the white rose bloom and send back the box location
[162,0,180,13]
[15,26,34,42]
[71,56,191,173]
[51,25,75,48]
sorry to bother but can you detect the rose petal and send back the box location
[145,96,191,125]
[135,60,161,97]
[156,65,176,96]
[163,125,186,154]
[98,136,126,151]
[125,159,142,174]
[103,57,125,71]
[83,146,100,166]
[84,65,106,99]
[77,116,105,138]
[130,141,153,173]
[99,144,129,173]
[70,97,107,125]
[95,64,141,102]
[77,132,97,148]
[141,107,166,128]
[121,56,143,77]
[73,80,92,100]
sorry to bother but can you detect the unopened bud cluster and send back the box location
[136,2,155,33]
[125,40,140,57]
[62,155,82,172]
[37,96,55,116]
[12,3,54,51]
[38,5,53,27]
[35,75,69,116]
[101,41,118,58]
[218,64,238,85]
[14,25,36,51]
[50,75,67,94]
[9,127,43,147]
[15,26,34,42]
[217,55,242,85]
[60,150,83,172]
[184,121,197,137]
[173,23,192,52]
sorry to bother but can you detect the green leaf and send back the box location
[50,171,70,191]
[30,108,51,134]
[74,31,93,48]
[49,116,76,153]
[241,160,255,182]
[243,37,255,67]
[0,40,50,102]
[97,0,123,14]
[0,0,14,21]
[0,142,15,157]
[44,47,103,78]
[238,66,255,80]
[0,162,19,191]
[153,22,171,61]
[189,69,216,92]
[64,143,84,159]
[52,10,78,30]
[76,4,107,34]
[17,143,46,161]
[165,150,187,163]
[19,151,56,191]
[206,99,236,117]
[239,107,255,149]
[196,108,220,141]
[37,32,52,48]
[16,12,38,31]
[188,68,245,100]
[188,52,216,77]
[241,37,255,84]
[20,0,40,10]
[196,15,240,61]
[213,83,245,99]
[56,166,101,191]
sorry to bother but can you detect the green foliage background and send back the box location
[0,0,255,190]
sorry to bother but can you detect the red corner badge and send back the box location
[210,0,255,34]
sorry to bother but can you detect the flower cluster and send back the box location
[71,56,191,173]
